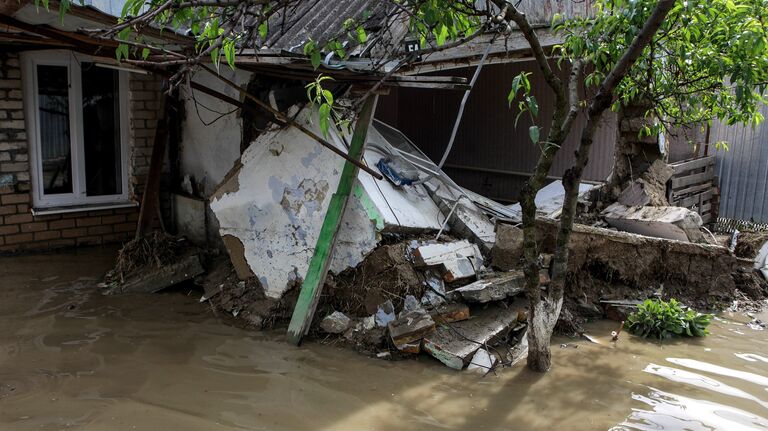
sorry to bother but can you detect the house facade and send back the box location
[0,48,164,252]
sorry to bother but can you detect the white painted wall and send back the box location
[209,106,445,299]
[180,69,250,196]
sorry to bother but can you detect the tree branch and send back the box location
[492,0,564,98]
[560,59,585,136]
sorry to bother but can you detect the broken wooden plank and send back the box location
[671,182,714,198]
[671,156,715,174]
[388,310,436,346]
[135,92,169,238]
[671,165,714,189]
[109,255,204,294]
[423,303,525,370]
[673,190,714,208]
[286,96,378,346]
[451,271,526,303]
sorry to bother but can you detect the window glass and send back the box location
[81,63,122,196]
[37,65,73,195]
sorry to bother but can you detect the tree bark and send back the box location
[548,1,677,352]
[491,0,676,372]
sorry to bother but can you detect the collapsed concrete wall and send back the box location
[209,107,445,299]
[523,220,742,305]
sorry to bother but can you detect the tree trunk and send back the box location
[526,295,563,371]
[606,100,662,200]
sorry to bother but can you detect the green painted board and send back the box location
[287,96,378,345]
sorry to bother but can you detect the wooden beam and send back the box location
[286,95,378,346]
[135,92,169,238]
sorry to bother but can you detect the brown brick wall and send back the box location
[0,52,166,254]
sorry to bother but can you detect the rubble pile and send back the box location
[111,111,764,372]
[313,238,530,372]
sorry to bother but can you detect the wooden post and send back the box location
[287,95,378,345]
[135,92,169,238]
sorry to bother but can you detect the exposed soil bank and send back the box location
[1,247,768,430]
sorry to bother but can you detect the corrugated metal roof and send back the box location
[260,0,400,54]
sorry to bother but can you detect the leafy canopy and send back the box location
[554,0,768,132]
[90,0,768,138]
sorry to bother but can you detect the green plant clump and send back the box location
[625,299,713,340]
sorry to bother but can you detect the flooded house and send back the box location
[0,0,764,362]
[1,0,768,429]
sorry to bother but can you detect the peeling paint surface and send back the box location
[209,109,443,299]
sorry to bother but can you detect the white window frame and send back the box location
[22,50,131,209]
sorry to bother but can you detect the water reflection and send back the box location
[614,388,768,431]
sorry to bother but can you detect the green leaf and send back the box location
[142,48,151,60]
[527,96,539,118]
[258,22,268,40]
[356,26,368,44]
[528,126,540,144]
[223,39,236,69]
[318,103,331,137]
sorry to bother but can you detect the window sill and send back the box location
[31,201,138,216]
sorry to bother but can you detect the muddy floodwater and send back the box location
[1,248,767,430]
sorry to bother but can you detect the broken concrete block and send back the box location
[375,300,396,327]
[109,255,205,294]
[491,223,524,271]
[413,240,483,282]
[427,183,497,253]
[413,240,483,269]
[320,311,351,334]
[430,303,470,324]
[451,271,526,303]
[421,276,447,307]
[467,348,497,372]
[617,181,652,207]
[617,160,674,207]
[361,315,376,331]
[388,310,436,346]
[403,295,421,312]
[423,304,525,370]
[602,203,705,242]
[441,257,477,282]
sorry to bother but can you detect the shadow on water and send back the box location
[1,247,767,430]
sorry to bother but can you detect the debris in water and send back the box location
[612,321,625,341]
[582,334,601,344]
[388,310,436,346]
[106,254,204,295]
[747,319,766,331]
[467,348,497,372]
[423,303,525,370]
